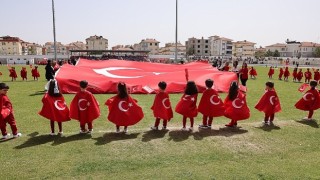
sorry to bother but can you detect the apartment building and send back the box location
[21,42,43,55]
[0,36,23,55]
[265,41,301,57]
[300,42,320,57]
[158,42,186,55]
[44,42,68,55]
[232,40,256,57]
[86,35,108,50]
[134,39,160,54]
[209,35,233,57]
[185,37,210,56]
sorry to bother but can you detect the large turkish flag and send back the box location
[56,58,238,94]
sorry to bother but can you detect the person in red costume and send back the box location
[239,63,249,86]
[0,83,22,139]
[39,79,70,135]
[297,69,303,82]
[224,81,250,127]
[268,66,274,79]
[220,62,230,71]
[292,68,298,82]
[175,81,198,131]
[255,81,281,126]
[9,67,17,81]
[20,67,27,81]
[304,68,312,84]
[198,79,224,129]
[249,66,257,79]
[313,68,320,82]
[106,82,144,133]
[150,81,173,130]
[31,66,40,81]
[278,67,284,80]
[283,67,290,81]
[295,80,320,120]
[70,80,100,134]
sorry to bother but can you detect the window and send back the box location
[197,50,200,53]
[198,40,200,43]
[150,43,152,46]
[198,45,200,48]
[2,42,5,45]
[205,40,208,43]
[155,43,157,46]
[205,45,208,48]
[205,50,208,53]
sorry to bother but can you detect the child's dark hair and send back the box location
[185,81,198,95]
[48,80,62,97]
[118,82,128,99]
[265,81,274,88]
[80,80,88,89]
[228,81,239,101]
[310,80,318,89]
[158,81,167,90]
[205,79,213,88]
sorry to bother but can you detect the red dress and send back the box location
[105,95,144,126]
[292,70,297,79]
[31,68,40,78]
[175,94,198,118]
[224,91,250,121]
[70,90,100,123]
[268,68,274,76]
[39,93,70,122]
[255,89,281,115]
[151,91,173,120]
[249,68,257,76]
[278,68,283,79]
[20,69,27,79]
[297,71,303,81]
[304,71,312,80]
[284,68,290,77]
[198,89,225,117]
[314,71,320,81]
[9,69,17,78]
[295,89,320,111]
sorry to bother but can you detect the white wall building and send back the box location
[209,35,233,57]
[86,35,108,50]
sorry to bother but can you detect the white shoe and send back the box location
[88,129,93,134]
[123,128,128,133]
[151,126,158,130]
[181,127,187,131]
[58,132,63,135]
[49,133,55,136]
[79,130,87,134]
[2,133,10,139]
[189,127,194,131]
[302,117,311,120]
[13,133,22,138]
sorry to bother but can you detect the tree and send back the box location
[314,47,320,57]
[255,51,265,58]
[265,50,273,57]
[186,47,195,56]
[273,50,280,57]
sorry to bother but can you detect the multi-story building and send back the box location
[158,42,186,55]
[86,35,108,50]
[185,37,210,56]
[299,42,320,58]
[265,41,302,57]
[44,42,68,55]
[21,42,43,55]
[134,39,160,54]
[66,41,86,55]
[232,40,256,57]
[209,35,233,57]
[0,36,23,55]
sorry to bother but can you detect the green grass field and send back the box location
[0,64,319,179]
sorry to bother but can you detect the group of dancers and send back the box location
[7,65,40,81]
[1,74,319,139]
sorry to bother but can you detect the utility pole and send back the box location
[175,0,178,62]
[52,0,57,62]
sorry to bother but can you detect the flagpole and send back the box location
[175,0,178,62]
[52,0,57,62]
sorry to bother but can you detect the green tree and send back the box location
[265,50,273,57]
[314,47,320,57]
[186,47,195,56]
[255,51,265,58]
[273,50,280,57]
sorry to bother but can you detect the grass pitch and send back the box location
[0,64,319,179]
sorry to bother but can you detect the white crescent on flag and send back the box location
[210,95,220,105]
[162,98,171,109]
[78,99,88,111]
[93,67,144,79]
[118,101,129,112]
[54,100,66,111]
[232,98,244,109]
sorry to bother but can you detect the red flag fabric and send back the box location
[175,94,198,118]
[198,89,225,117]
[39,93,70,122]
[55,59,238,94]
[255,90,281,114]
[105,95,144,126]
[224,91,250,121]
[69,90,100,123]
[295,89,320,111]
[151,91,173,120]
[298,83,310,92]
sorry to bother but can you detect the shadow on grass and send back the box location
[29,90,46,96]
[51,133,92,146]
[217,127,249,137]
[93,132,140,145]
[295,119,319,128]
[15,132,57,149]
[255,124,281,132]
[192,129,221,140]
[168,130,193,142]
[141,130,169,142]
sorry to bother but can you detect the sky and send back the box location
[1,0,320,48]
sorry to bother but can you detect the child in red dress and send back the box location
[39,80,70,135]
[278,67,284,80]
[31,66,40,81]
[20,67,27,81]
[198,79,224,129]
[268,66,274,79]
[284,67,290,81]
[249,67,257,79]
[175,81,198,131]
[150,81,173,130]
[292,68,297,82]
[0,83,22,139]
[304,68,312,84]
[224,81,250,127]
[70,80,100,134]
[106,82,144,133]
[313,68,319,82]
[295,80,320,120]
[297,69,303,82]
[9,67,17,81]
[255,81,281,126]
